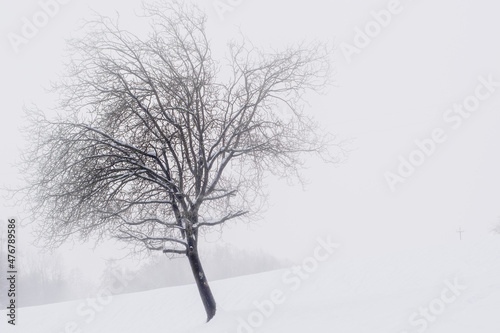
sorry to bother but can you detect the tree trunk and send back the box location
[187,240,217,322]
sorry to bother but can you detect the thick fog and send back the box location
[1,0,500,309]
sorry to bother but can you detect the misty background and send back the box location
[1,0,500,307]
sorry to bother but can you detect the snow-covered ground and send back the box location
[2,235,500,333]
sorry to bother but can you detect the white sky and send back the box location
[1,0,500,280]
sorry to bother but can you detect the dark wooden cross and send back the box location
[457,227,465,240]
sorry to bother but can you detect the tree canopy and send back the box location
[22,2,336,254]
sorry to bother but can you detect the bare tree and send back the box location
[20,1,338,322]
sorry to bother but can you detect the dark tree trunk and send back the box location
[187,237,217,322]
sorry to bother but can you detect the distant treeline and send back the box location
[0,243,289,307]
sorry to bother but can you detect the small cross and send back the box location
[457,227,465,240]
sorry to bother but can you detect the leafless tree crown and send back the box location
[22,2,337,255]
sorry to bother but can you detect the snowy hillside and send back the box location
[2,235,500,333]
